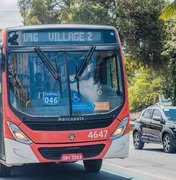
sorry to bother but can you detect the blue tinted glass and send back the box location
[67,51,124,115]
[8,52,70,117]
[164,109,176,120]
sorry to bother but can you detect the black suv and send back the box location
[133,105,176,153]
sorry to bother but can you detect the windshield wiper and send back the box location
[75,61,80,97]
[34,47,62,96]
[34,47,61,80]
[74,46,96,80]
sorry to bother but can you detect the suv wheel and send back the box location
[133,131,144,149]
[83,159,102,173]
[0,163,11,177]
[163,133,175,153]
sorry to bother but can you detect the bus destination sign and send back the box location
[7,29,117,46]
[23,31,102,45]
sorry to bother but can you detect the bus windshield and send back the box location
[8,49,124,117]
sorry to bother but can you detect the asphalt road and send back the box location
[103,137,176,180]
[1,136,176,180]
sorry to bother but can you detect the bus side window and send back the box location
[0,50,3,109]
[0,67,2,111]
[0,51,4,159]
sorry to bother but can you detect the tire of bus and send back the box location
[0,163,11,177]
[83,159,102,173]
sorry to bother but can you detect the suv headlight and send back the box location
[7,121,32,144]
[110,117,128,140]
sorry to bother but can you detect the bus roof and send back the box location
[6,24,117,31]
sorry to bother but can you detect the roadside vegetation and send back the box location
[17,0,176,112]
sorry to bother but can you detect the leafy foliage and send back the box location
[161,21,176,105]
[18,0,71,25]
[125,57,164,111]
[18,0,32,25]
[113,0,166,66]
[60,1,111,25]
[160,0,176,20]
[159,1,176,105]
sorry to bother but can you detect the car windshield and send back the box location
[8,49,124,117]
[163,108,176,121]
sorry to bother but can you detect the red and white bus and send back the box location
[0,25,129,176]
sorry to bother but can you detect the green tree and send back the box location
[18,0,70,25]
[28,0,60,24]
[60,0,112,25]
[159,1,176,105]
[113,0,166,66]
[160,0,176,20]
[127,63,164,111]
[18,0,32,25]
[161,21,176,105]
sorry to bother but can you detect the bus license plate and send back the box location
[61,153,83,161]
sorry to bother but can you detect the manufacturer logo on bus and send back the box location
[69,134,76,141]
[58,117,85,122]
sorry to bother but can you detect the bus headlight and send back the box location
[110,117,128,140]
[7,121,32,144]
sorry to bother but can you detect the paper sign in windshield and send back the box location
[94,102,110,111]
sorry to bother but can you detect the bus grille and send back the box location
[25,120,112,131]
[38,144,105,160]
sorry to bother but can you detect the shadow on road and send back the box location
[7,163,131,180]
[142,148,164,153]
[142,148,176,155]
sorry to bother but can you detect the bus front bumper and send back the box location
[4,134,129,166]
